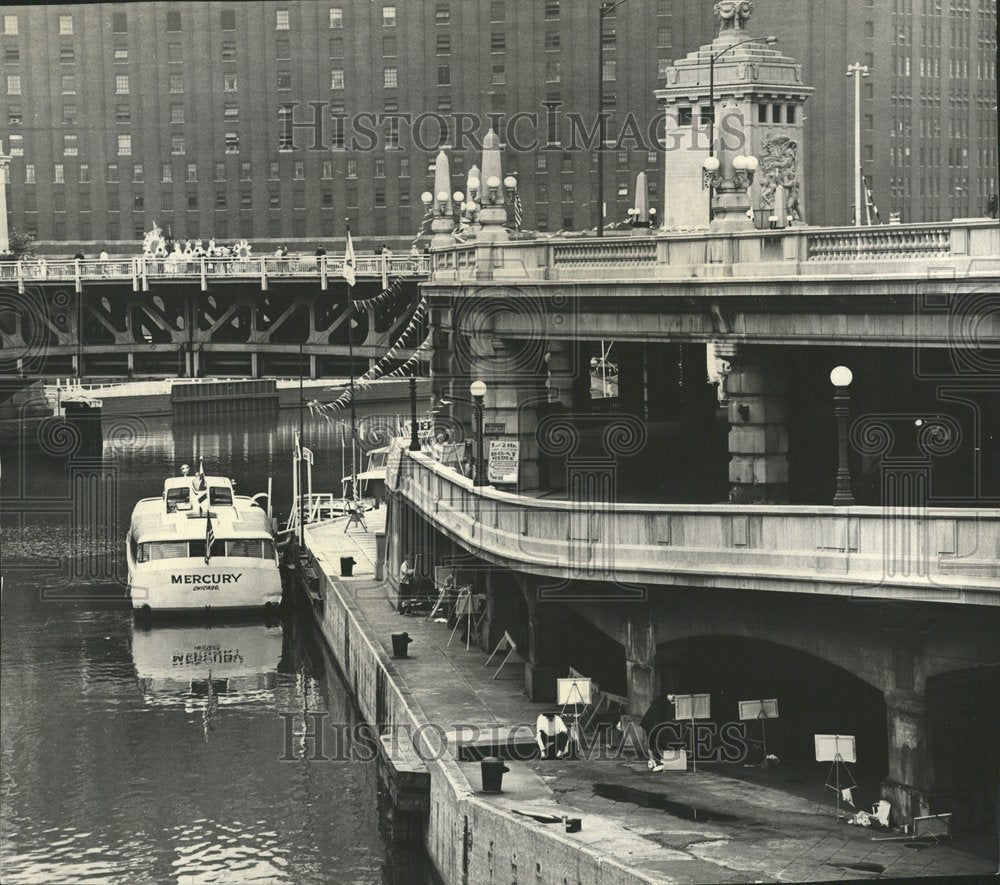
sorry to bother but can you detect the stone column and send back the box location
[882,688,934,825]
[718,343,789,503]
[523,594,569,702]
[625,605,658,719]
[0,142,10,254]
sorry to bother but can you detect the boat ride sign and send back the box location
[488,440,519,485]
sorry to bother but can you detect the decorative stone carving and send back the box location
[714,0,753,31]
[759,134,802,221]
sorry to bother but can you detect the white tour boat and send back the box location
[126,468,282,613]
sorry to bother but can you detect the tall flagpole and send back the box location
[346,219,357,495]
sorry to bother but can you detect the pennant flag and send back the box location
[195,457,208,511]
[302,446,314,465]
[204,513,215,564]
[862,174,881,224]
[341,228,357,287]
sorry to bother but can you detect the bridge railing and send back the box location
[427,219,1000,283]
[391,445,1000,606]
[0,254,430,292]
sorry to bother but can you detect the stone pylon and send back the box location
[430,149,455,248]
[477,129,509,242]
[631,171,651,235]
[0,141,11,254]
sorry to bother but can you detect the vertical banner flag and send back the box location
[341,227,357,287]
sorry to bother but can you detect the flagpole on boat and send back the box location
[298,342,305,550]
[345,218,358,497]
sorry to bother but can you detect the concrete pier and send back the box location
[300,517,995,883]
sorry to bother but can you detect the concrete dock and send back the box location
[302,516,996,884]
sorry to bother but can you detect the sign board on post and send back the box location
[484,422,506,435]
[488,440,519,484]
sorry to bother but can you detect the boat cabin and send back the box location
[164,475,235,513]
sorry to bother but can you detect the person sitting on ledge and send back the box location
[536,711,569,759]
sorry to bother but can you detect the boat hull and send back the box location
[129,558,282,612]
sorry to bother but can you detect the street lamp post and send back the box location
[408,376,422,452]
[597,0,632,237]
[707,35,777,221]
[830,365,856,505]
[846,63,870,227]
[470,379,488,487]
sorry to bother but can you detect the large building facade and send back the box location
[0,1,995,243]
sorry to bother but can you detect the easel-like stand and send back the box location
[427,567,456,621]
[485,631,519,679]
[447,587,479,650]
[821,753,857,820]
[558,680,592,760]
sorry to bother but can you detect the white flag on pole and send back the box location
[341,229,357,287]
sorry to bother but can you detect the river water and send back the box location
[0,401,432,884]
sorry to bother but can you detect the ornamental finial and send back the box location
[714,0,753,32]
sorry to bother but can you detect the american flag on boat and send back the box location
[204,512,215,564]
[512,173,523,230]
[195,457,208,510]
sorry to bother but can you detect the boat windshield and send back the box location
[209,486,233,506]
[166,488,192,513]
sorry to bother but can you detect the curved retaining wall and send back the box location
[305,553,664,885]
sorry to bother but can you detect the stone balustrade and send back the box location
[0,254,430,293]
[391,445,1000,606]
[427,219,999,284]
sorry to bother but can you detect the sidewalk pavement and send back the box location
[305,520,996,883]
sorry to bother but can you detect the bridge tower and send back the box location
[655,1,813,229]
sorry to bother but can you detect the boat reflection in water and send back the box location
[130,619,284,716]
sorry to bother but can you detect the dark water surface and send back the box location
[1,403,430,884]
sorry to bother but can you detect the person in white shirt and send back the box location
[536,711,569,759]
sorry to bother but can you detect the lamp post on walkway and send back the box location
[707,35,777,220]
[830,365,856,505]
[470,379,488,487]
[597,0,632,237]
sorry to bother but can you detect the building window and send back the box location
[329,8,343,27]
[170,74,184,93]
[168,42,182,63]
[59,46,75,64]
[658,58,672,79]
[322,189,333,208]
[772,104,782,123]
[116,103,131,123]
[678,106,692,125]
[435,4,450,25]
[276,9,289,29]
[187,193,198,210]
[492,64,505,84]
[757,104,767,123]
[276,39,291,60]
[602,29,616,49]
[562,182,573,200]
[80,163,89,183]
[490,1,506,21]
[384,67,398,88]
[347,184,358,207]
[268,161,278,179]
[5,46,19,64]
[223,103,238,121]
[222,40,236,61]
[221,9,236,30]
[215,162,226,181]
[115,74,129,95]
[544,60,560,82]
[54,163,65,183]
[294,161,304,179]
[63,104,76,124]
[269,191,280,209]
[545,32,560,50]
[8,134,23,155]
[436,34,450,54]
[7,105,21,125]
[134,193,144,210]
[170,104,184,124]
[383,35,397,55]
[117,134,132,155]
[186,163,197,182]
[491,32,506,53]
[171,135,185,154]
[240,161,251,180]
[331,69,344,89]
[786,105,796,123]
[603,60,616,81]
[374,186,386,208]
[59,14,73,35]
[545,1,559,20]
[437,94,452,112]
[329,37,344,57]
[346,158,358,178]
[61,75,76,94]
[4,15,19,35]
[25,163,35,184]
[223,74,238,92]
[225,132,239,153]
[162,163,173,182]
[166,11,181,31]
[374,157,385,177]
[277,71,291,90]
[382,6,396,26]
[7,74,21,95]
[657,26,672,47]
[437,65,451,85]
[114,46,128,64]
[320,159,332,179]
[61,134,78,157]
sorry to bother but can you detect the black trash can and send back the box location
[391,631,411,659]
[480,756,510,794]
[340,556,356,577]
